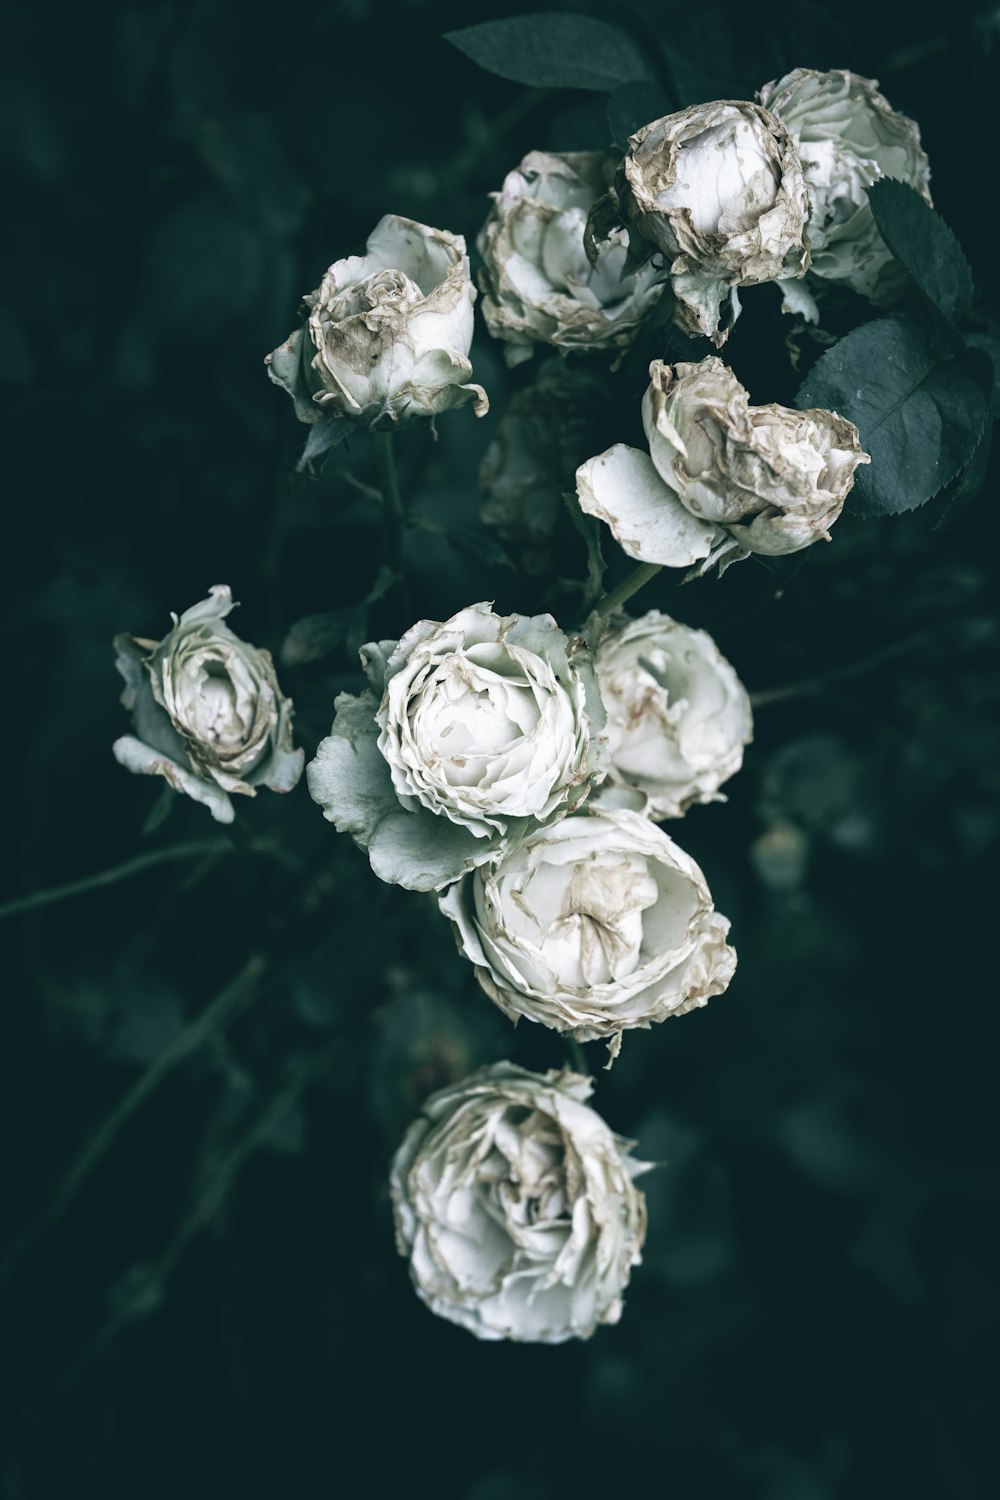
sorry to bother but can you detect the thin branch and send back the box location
[374,427,405,575]
[591,562,662,621]
[0,955,266,1287]
[750,631,930,708]
[0,840,232,923]
[564,1037,590,1076]
[5,1042,337,1468]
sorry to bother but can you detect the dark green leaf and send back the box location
[932,421,994,532]
[447,529,516,570]
[967,328,1000,416]
[444,14,654,92]
[664,50,740,109]
[280,566,398,666]
[296,419,351,475]
[797,318,993,517]
[410,512,515,569]
[607,80,671,147]
[868,179,973,326]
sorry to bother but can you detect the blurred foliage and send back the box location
[2,1,1000,1497]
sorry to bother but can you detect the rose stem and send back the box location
[5,1038,341,1463]
[374,428,406,575]
[592,562,662,620]
[750,629,931,708]
[0,954,266,1287]
[0,839,232,922]
[565,1037,591,1075]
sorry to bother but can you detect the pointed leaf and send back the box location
[445,14,654,92]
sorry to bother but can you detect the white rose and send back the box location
[306,603,607,892]
[760,68,932,309]
[477,150,665,365]
[595,610,753,818]
[390,1062,649,1342]
[599,101,809,345]
[113,585,303,824]
[265,215,487,425]
[440,805,736,1061]
[576,357,869,571]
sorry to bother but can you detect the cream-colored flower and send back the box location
[113,586,303,823]
[265,215,487,425]
[600,101,809,344]
[390,1062,649,1342]
[576,357,869,570]
[440,805,736,1060]
[478,150,665,365]
[760,68,932,309]
[595,610,752,818]
[306,604,607,892]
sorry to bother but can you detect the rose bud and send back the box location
[593,100,809,345]
[266,215,487,426]
[477,150,665,366]
[760,68,932,313]
[113,585,303,823]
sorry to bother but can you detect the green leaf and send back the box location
[797,318,993,518]
[296,419,351,475]
[444,14,654,92]
[447,530,516,570]
[280,567,397,666]
[868,179,973,327]
[410,512,515,569]
[606,80,671,147]
[932,421,994,532]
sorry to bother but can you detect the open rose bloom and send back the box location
[576,357,869,572]
[113,586,303,823]
[391,1063,650,1342]
[441,806,736,1061]
[760,67,932,312]
[599,100,809,345]
[307,604,607,892]
[265,214,487,425]
[477,150,665,365]
[595,610,753,819]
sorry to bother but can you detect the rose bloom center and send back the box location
[656,119,773,234]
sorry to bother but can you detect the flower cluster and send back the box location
[109,53,963,1347]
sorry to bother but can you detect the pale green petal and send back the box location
[306,691,398,845]
[575,444,722,567]
[256,742,305,793]
[113,634,189,763]
[112,735,235,823]
[307,689,492,891]
[368,809,489,893]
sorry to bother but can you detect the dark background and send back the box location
[2,2,999,1496]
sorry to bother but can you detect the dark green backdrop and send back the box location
[2,2,998,1496]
